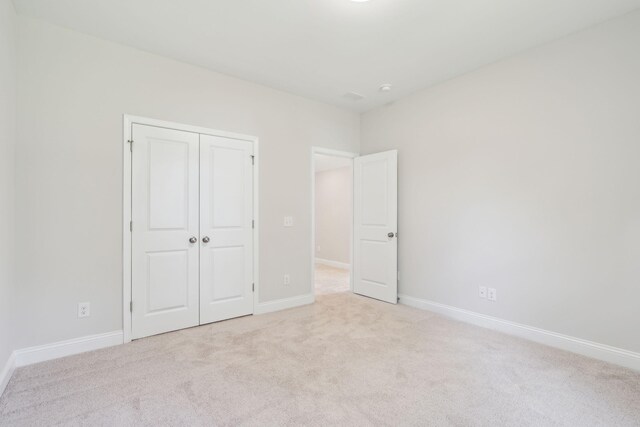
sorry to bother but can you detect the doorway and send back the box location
[311,148,356,296]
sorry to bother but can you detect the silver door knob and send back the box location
[202,236,210,243]
[189,237,197,244]
[388,232,396,238]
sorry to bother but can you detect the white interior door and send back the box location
[353,150,398,304]
[131,124,200,339]
[199,134,254,324]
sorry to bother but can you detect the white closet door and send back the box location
[131,124,200,339]
[353,150,398,304]
[199,134,254,324]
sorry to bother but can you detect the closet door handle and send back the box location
[189,237,197,244]
[202,236,210,243]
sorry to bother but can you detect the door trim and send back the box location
[122,114,259,344]
[310,147,358,298]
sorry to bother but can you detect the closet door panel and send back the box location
[131,124,200,339]
[200,135,254,324]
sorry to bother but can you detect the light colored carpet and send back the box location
[315,263,350,295]
[1,292,640,426]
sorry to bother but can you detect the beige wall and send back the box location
[15,16,359,350]
[315,166,352,265]
[0,0,17,368]
[361,10,640,353]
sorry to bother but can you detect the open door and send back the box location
[353,150,398,304]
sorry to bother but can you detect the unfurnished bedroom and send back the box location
[1,0,639,425]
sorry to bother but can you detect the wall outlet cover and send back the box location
[78,302,90,318]
[488,288,497,301]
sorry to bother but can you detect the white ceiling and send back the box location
[315,154,352,173]
[12,0,640,112]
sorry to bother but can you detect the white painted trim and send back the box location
[310,147,357,297]
[399,294,640,372]
[254,293,315,315]
[315,257,350,270]
[123,115,258,142]
[14,331,124,368]
[123,115,132,344]
[0,352,16,397]
[252,136,260,315]
[123,115,259,343]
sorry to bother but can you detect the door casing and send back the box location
[122,114,260,344]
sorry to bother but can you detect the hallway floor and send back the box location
[314,263,350,295]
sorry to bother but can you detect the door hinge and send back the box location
[130,301,133,312]
[128,140,133,152]
[129,221,133,232]
[252,219,255,229]
[252,283,255,292]
[250,155,254,165]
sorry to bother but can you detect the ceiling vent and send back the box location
[343,92,365,101]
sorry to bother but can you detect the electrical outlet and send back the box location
[488,288,497,301]
[284,216,294,227]
[283,274,291,285]
[78,302,90,318]
[479,286,487,299]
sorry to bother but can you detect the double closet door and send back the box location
[131,124,254,339]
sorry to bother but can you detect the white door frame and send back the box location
[123,114,260,344]
[310,147,358,297]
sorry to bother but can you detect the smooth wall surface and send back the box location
[315,166,352,265]
[361,10,640,353]
[15,16,359,349]
[0,0,17,367]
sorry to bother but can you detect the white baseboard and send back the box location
[14,330,124,368]
[255,293,315,315]
[399,294,640,372]
[0,352,16,397]
[315,258,350,270]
